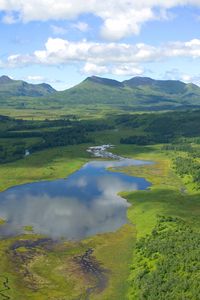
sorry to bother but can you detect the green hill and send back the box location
[1,75,200,112]
[54,76,200,110]
[0,76,55,98]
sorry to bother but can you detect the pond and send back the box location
[0,146,152,240]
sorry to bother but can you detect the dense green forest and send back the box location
[119,109,200,145]
[0,115,113,163]
[129,216,200,300]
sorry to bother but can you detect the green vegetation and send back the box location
[111,144,200,300]
[0,115,114,163]
[0,75,54,99]
[0,107,199,299]
[57,76,200,111]
[0,225,135,300]
[128,217,200,300]
[2,75,200,118]
[118,109,200,145]
[173,156,200,190]
[0,144,90,191]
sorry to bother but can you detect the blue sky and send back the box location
[0,1,200,90]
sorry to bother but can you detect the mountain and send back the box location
[0,76,55,98]
[53,76,200,110]
[0,75,13,84]
[123,76,155,87]
[1,75,200,112]
[85,76,124,88]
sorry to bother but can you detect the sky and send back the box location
[0,1,200,90]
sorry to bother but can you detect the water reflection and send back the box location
[0,158,151,239]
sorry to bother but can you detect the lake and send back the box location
[0,146,151,240]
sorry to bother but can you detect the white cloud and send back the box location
[31,38,161,66]
[7,53,34,67]
[26,75,46,82]
[1,1,200,40]
[2,37,200,77]
[72,21,89,32]
[51,25,67,35]
[81,62,143,76]
[2,12,18,24]
[82,62,108,75]
[111,64,143,76]
[100,7,154,40]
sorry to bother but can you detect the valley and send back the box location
[1,2,200,299]
[0,105,199,299]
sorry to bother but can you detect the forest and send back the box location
[0,116,113,163]
[129,216,200,300]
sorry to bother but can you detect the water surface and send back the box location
[0,146,151,239]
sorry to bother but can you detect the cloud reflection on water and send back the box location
[0,158,151,239]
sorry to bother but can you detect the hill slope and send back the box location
[1,75,200,112]
[54,76,200,110]
[0,76,55,98]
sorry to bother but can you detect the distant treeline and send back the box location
[0,116,112,163]
[118,110,200,145]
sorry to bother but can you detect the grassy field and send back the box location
[0,143,90,192]
[0,105,122,120]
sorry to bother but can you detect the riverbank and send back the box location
[0,144,90,192]
[0,143,149,299]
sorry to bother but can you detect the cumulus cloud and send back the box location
[82,62,109,75]
[111,64,143,76]
[100,7,154,40]
[82,62,143,76]
[2,37,200,77]
[1,1,200,40]
[7,38,161,67]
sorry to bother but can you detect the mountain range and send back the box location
[1,75,200,111]
[0,76,55,98]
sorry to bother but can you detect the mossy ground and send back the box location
[0,225,135,300]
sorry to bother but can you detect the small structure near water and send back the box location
[87,144,123,160]
[25,150,30,157]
